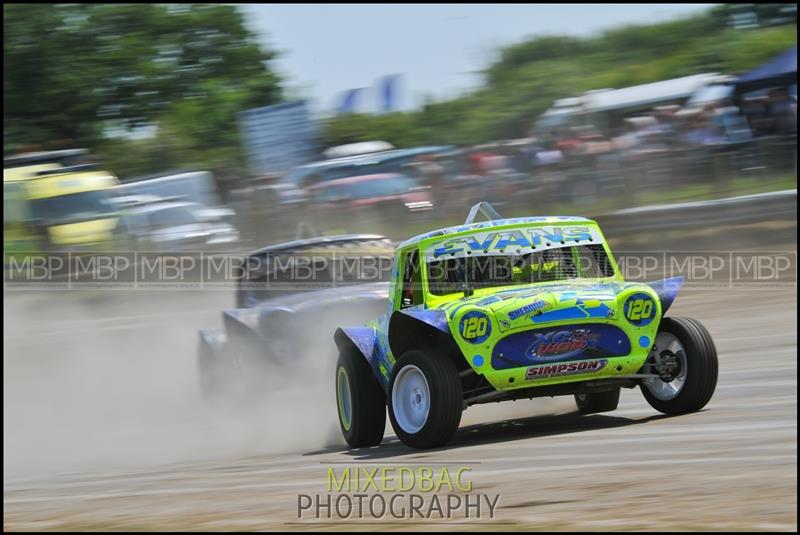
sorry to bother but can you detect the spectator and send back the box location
[682,113,725,147]
[741,95,772,136]
[768,88,797,135]
[554,126,583,157]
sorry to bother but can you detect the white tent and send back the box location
[584,73,731,113]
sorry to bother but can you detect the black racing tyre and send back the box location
[336,351,386,448]
[387,350,463,449]
[574,388,620,414]
[641,316,718,415]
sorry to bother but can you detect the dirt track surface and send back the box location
[4,285,797,531]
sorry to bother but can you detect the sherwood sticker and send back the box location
[507,299,549,320]
[525,359,608,380]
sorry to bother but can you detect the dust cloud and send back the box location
[4,287,578,481]
[4,289,346,480]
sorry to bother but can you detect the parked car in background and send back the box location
[108,194,164,210]
[122,201,239,251]
[116,171,223,209]
[307,173,433,233]
[266,146,454,209]
[308,173,432,210]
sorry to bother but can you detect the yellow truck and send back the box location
[3,148,91,181]
[4,151,123,254]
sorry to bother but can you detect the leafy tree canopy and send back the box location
[4,3,282,175]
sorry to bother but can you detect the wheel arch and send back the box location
[388,309,469,373]
[647,276,684,316]
[335,326,377,365]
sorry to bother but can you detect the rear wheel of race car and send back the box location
[641,316,718,415]
[336,351,386,448]
[574,388,620,414]
[388,350,463,449]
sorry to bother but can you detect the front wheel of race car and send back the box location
[641,316,718,415]
[336,351,386,448]
[388,350,463,449]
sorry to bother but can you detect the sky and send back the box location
[239,4,718,115]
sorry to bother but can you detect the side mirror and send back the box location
[460,283,475,298]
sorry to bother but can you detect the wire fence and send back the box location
[230,134,797,246]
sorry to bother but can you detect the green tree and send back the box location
[4,3,282,174]
[321,8,796,148]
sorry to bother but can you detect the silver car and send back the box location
[122,201,239,250]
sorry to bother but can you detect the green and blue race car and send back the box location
[334,202,718,449]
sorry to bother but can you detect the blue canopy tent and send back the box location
[734,46,797,94]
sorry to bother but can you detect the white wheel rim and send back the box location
[644,332,688,401]
[392,365,430,434]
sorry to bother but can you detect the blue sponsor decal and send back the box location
[432,226,596,258]
[492,323,630,369]
[398,217,593,248]
[459,310,492,344]
[530,300,613,324]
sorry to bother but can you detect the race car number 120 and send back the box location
[462,316,487,338]
[624,293,656,326]
[626,299,652,321]
[459,311,492,343]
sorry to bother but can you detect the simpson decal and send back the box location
[525,359,608,380]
